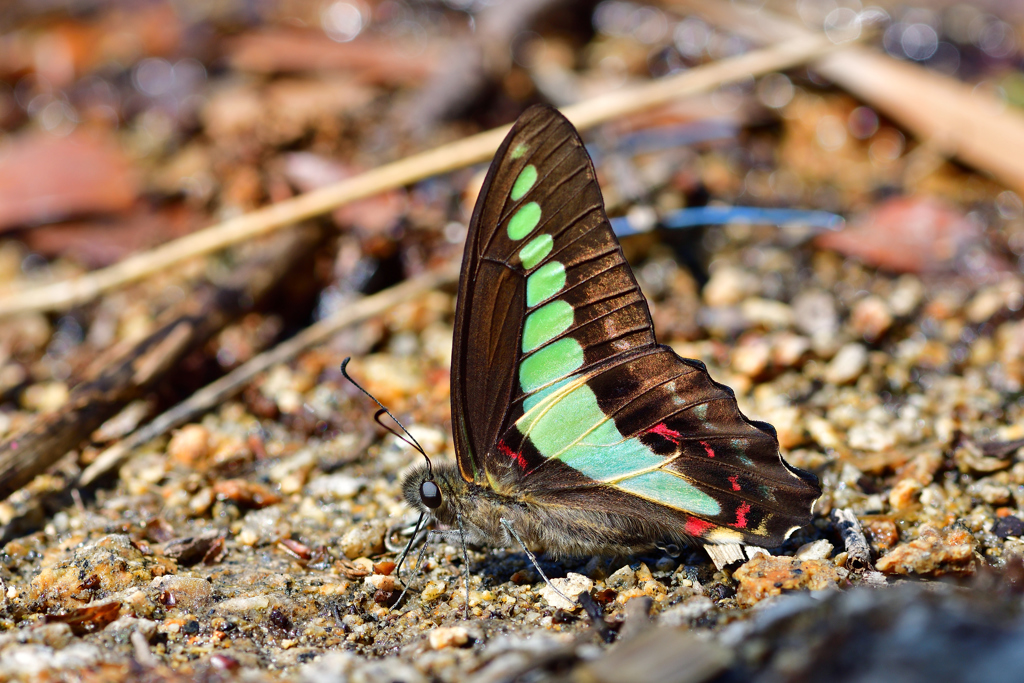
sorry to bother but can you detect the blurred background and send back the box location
[0,2,1024,678]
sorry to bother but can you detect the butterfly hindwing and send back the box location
[508,347,820,544]
[452,104,819,547]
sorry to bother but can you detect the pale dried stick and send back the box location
[78,263,459,486]
[675,0,1024,195]
[0,32,845,319]
[831,508,872,570]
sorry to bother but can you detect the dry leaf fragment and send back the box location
[0,130,138,230]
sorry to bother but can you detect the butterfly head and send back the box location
[401,461,468,526]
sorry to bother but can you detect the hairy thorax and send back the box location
[401,462,688,559]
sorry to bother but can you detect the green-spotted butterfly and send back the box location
[357,105,819,596]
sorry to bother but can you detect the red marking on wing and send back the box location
[700,441,715,458]
[735,502,751,529]
[684,517,716,537]
[498,440,528,469]
[728,475,741,491]
[649,423,682,443]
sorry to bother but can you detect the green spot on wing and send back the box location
[511,143,528,159]
[507,202,541,241]
[522,300,573,352]
[516,380,723,518]
[526,262,566,306]
[519,234,553,270]
[518,338,583,394]
[511,165,537,201]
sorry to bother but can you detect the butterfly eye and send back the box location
[420,480,442,509]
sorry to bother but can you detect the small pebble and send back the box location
[863,519,900,551]
[339,520,387,559]
[792,289,839,337]
[888,478,923,511]
[851,296,893,341]
[704,266,759,306]
[21,382,70,413]
[875,526,978,577]
[421,581,447,602]
[733,554,840,607]
[151,576,213,613]
[539,573,593,610]
[606,565,636,590]
[741,298,795,329]
[794,539,834,561]
[992,516,1024,539]
[167,424,210,466]
[658,596,713,626]
[889,275,924,316]
[428,626,469,650]
[364,574,396,592]
[824,343,868,385]
[307,474,365,500]
[732,338,771,378]
[772,332,811,367]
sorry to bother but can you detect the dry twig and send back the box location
[831,508,873,570]
[675,0,1024,194]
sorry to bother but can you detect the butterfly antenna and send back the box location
[340,358,433,478]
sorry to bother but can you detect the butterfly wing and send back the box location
[452,104,654,482]
[452,104,819,547]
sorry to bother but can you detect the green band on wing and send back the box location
[526,262,566,307]
[617,471,721,516]
[507,202,541,241]
[522,300,573,352]
[516,376,722,517]
[511,143,529,160]
[518,337,583,394]
[519,382,663,478]
[519,234,553,270]
[511,165,537,201]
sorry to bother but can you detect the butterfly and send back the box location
[367,104,819,600]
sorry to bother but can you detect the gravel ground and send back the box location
[1,216,1022,682]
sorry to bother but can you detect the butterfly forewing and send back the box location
[452,105,819,547]
[452,106,655,480]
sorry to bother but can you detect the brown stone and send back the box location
[733,554,840,607]
[30,535,176,612]
[888,478,923,511]
[863,518,900,551]
[875,526,978,577]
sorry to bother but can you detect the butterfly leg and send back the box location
[395,512,426,579]
[396,524,473,615]
[393,514,432,611]
[499,518,574,607]
[457,513,471,620]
